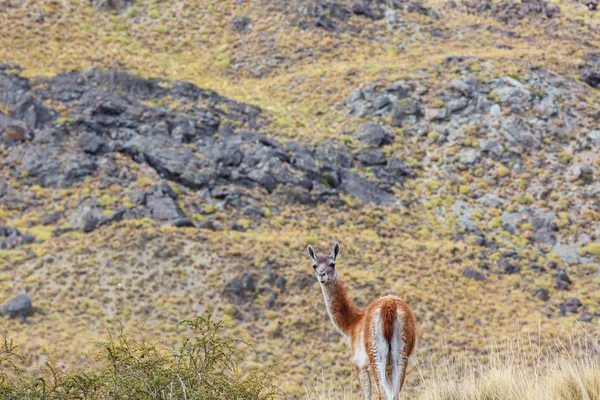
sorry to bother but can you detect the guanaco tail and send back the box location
[307,242,416,400]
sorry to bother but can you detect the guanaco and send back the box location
[307,242,416,400]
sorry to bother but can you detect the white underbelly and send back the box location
[352,332,369,368]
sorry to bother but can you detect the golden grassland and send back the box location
[307,329,600,399]
[1,0,600,397]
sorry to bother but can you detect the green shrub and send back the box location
[0,316,279,399]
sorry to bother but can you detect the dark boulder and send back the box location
[560,297,582,315]
[354,122,392,147]
[356,148,387,166]
[10,94,56,129]
[230,16,252,33]
[223,273,256,304]
[1,292,34,319]
[145,182,185,221]
[316,142,353,168]
[554,269,572,290]
[339,171,393,205]
[462,267,485,281]
[0,115,31,143]
[498,257,521,274]
[533,287,549,301]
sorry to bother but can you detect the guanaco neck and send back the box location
[320,275,364,336]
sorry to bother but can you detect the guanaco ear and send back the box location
[307,245,318,261]
[331,242,340,262]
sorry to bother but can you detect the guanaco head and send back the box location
[306,242,340,284]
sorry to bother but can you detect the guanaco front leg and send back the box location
[354,365,372,400]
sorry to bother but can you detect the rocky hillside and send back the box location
[1,0,600,397]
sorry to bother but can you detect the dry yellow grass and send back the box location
[305,329,600,400]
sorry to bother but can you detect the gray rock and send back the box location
[1,292,33,319]
[146,182,185,221]
[71,204,104,233]
[0,225,35,249]
[589,130,600,145]
[388,157,414,177]
[354,122,392,147]
[480,139,503,157]
[356,148,387,166]
[10,94,57,129]
[230,16,252,33]
[533,287,549,301]
[459,148,479,166]
[533,228,556,245]
[480,194,506,208]
[63,152,97,187]
[583,70,600,89]
[489,104,502,116]
[92,0,134,12]
[339,171,393,205]
[287,142,320,179]
[124,135,193,178]
[561,297,581,314]
[447,98,468,113]
[555,269,572,290]
[452,200,477,232]
[281,185,312,204]
[19,145,62,186]
[498,257,521,274]
[169,217,195,228]
[425,107,448,121]
[392,101,422,126]
[462,267,485,281]
[0,115,31,142]
[570,163,593,180]
[248,170,277,193]
[372,94,391,111]
[316,142,353,168]
[385,80,413,99]
[77,132,107,154]
[491,79,531,109]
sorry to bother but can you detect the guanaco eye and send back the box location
[312,264,317,270]
[330,263,336,268]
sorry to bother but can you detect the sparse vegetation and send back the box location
[0,316,278,399]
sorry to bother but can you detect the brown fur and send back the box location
[323,285,416,399]
[381,301,396,344]
[321,278,364,334]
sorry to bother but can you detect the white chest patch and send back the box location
[352,330,369,368]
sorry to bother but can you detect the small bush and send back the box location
[0,316,279,399]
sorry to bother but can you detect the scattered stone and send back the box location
[354,122,392,147]
[462,267,485,281]
[554,269,572,290]
[1,292,34,320]
[582,0,598,11]
[339,171,393,205]
[70,204,104,233]
[459,148,480,166]
[223,273,256,304]
[92,0,133,12]
[498,257,521,274]
[146,182,186,221]
[583,70,600,88]
[356,148,387,166]
[533,287,549,301]
[230,16,252,33]
[560,297,582,315]
[578,308,593,322]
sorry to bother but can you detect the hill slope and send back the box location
[1,0,600,397]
